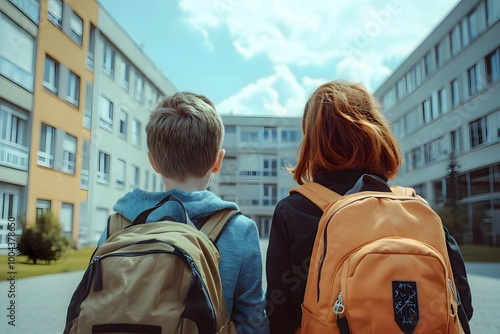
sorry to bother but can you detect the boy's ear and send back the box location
[148,152,159,173]
[211,149,225,174]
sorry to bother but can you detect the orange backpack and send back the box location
[291,174,464,334]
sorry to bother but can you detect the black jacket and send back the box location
[265,169,473,334]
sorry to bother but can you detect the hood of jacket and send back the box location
[113,188,239,224]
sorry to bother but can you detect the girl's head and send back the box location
[293,81,402,184]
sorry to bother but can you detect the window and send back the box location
[468,111,500,148]
[0,12,36,91]
[461,17,470,48]
[467,4,487,41]
[0,103,29,170]
[424,51,435,76]
[121,61,130,91]
[450,24,462,56]
[81,140,90,188]
[438,88,447,115]
[485,48,500,84]
[450,129,462,153]
[134,74,144,101]
[60,203,73,237]
[262,157,277,176]
[69,11,83,45]
[84,82,93,129]
[262,127,277,143]
[144,170,149,190]
[263,184,277,206]
[97,151,110,184]
[87,24,96,69]
[36,199,51,218]
[99,96,113,130]
[116,159,126,188]
[131,165,140,188]
[43,56,59,93]
[422,97,432,124]
[62,134,77,174]
[424,137,445,163]
[118,109,128,138]
[132,119,141,146]
[435,38,448,68]
[406,68,417,94]
[103,43,115,76]
[38,124,55,168]
[66,71,80,106]
[9,0,41,24]
[382,88,396,111]
[47,0,62,27]
[396,77,406,100]
[405,108,421,134]
[225,125,236,134]
[487,0,500,26]
[467,64,480,97]
[410,147,423,170]
[451,79,460,108]
[281,129,300,143]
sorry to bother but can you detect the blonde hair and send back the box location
[146,92,224,182]
[293,81,402,184]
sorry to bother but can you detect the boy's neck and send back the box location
[161,174,211,193]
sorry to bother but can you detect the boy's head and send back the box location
[146,92,225,182]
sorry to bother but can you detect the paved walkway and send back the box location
[0,263,498,333]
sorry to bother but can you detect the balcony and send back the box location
[0,140,29,170]
[80,169,89,189]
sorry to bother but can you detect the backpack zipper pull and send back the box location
[333,292,345,316]
[92,256,103,292]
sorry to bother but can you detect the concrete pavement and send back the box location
[0,264,498,333]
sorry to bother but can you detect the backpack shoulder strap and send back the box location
[107,213,132,239]
[200,209,240,244]
[290,182,341,212]
[390,185,416,197]
[391,186,430,205]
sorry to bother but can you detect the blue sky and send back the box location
[99,0,461,116]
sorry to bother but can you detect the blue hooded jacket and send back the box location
[97,188,269,334]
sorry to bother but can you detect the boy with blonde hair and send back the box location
[97,92,269,334]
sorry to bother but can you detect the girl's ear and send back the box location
[211,149,225,174]
[148,152,159,173]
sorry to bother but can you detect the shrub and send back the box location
[17,213,70,264]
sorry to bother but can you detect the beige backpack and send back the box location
[64,195,239,334]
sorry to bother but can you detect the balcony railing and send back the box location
[80,169,89,189]
[37,151,53,168]
[97,171,110,184]
[0,140,29,170]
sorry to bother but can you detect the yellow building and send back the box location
[26,0,98,241]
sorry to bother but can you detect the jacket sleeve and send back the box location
[443,226,473,333]
[230,221,270,334]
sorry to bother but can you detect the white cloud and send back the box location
[217,65,328,116]
[180,0,460,114]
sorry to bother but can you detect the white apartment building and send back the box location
[0,0,39,248]
[374,0,500,246]
[215,115,302,238]
[79,7,176,245]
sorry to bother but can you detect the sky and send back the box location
[98,0,461,117]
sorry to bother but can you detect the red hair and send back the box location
[292,81,402,184]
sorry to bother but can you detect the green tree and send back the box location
[17,212,70,264]
[435,152,468,243]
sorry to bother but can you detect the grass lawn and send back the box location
[0,247,95,281]
[1,244,499,281]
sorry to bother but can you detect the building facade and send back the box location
[215,116,302,238]
[374,0,500,246]
[80,7,176,245]
[0,0,39,248]
[0,0,176,249]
